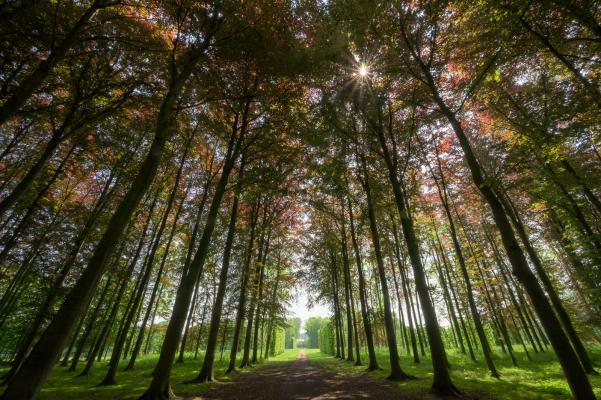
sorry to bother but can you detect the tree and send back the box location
[304,317,326,349]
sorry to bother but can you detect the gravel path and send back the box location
[186,350,412,400]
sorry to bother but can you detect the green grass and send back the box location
[265,348,303,362]
[0,349,300,400]
[2,346,600,399]
[300,348,321,357]
[308,345,601,400]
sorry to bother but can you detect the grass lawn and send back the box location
[1,346,600,399]
[0,349,300,400]
[306,345,601,399]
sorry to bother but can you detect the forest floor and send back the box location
[2,346,600,399]
[188,348,410,399]
[308,346,601,400]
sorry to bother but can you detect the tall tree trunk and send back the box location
[413,51,596,398]
[479,260,518,366]
[193,294,210,360]
[263,255,283,361]
[100,200,166,384]
[194,161,243,382]
[2,168,117,381]
[125,150,192,372]
[346,192,379,371]
[499,190,597,373]
[139,98,243,400]
[240,203,270,368]
[78,276,123,376]
[390,253,410,354]
[176,174,215,362]
[358,151,411,381]
[447,218,498,376]
[391,221,421,364]
[339,200,355,362]
[364,102,457,394]
[252,231,270,363]
[408,277,426,357]
[177,276,201,363]
[431,240,465,356]
[440,242,476,360]
[334,252,346,359]
[429,150,498,376]
[332,255,342,359]
[219,318,230,362]
[225,197,260,374]
[125,216,178,370]
[59,304,89,367]
[68,276,114,372]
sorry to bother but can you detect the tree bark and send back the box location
[358,151,411,380]
[240,202,270,368]
[194,161,243,382]
[499,190,597,373]
[412,49,596,398]
[0,22,217,398]
[225,197,260,374]
[252,230,270,363]
[339,199,355,362]
[390,221,421,364]
[125,140,193,372]
[138,96,243,400]
[2,168,117,381]
[363,98,457,394]
[346,192,379,371]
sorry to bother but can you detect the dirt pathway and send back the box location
[187,350,411,400]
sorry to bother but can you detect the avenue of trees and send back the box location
[285,317,302,348]
[305,316,327,348]
[0,1,600,400]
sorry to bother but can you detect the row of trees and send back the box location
[304,316,327,348]
[0,1,307,399]
[300,1,600,399]
[285,317,301,349]
[319,321,336,355]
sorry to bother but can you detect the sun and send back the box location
[358,63,369,77]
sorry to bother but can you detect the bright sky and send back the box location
[288,287,330,330]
